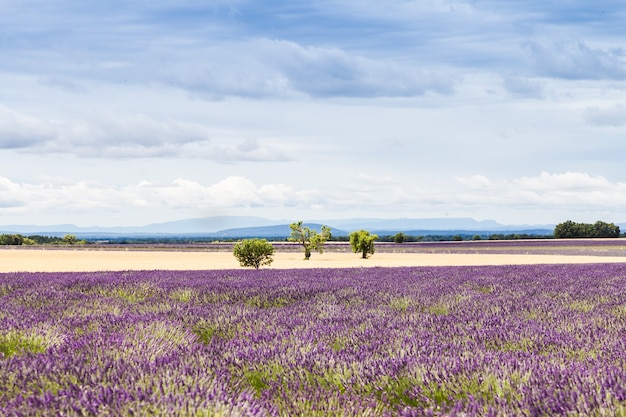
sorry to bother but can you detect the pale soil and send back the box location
[2,248,626,272]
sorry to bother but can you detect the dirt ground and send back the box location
[2,248,626,272]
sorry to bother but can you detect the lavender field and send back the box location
[2,264,626,416]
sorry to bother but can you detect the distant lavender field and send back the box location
[2,264,626,415]
[15,238,626,257]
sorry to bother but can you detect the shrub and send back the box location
[233,239,275,269]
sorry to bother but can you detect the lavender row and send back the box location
[8,239,626,257]
[2,264,626,415]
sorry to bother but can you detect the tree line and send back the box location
[553,220,620,239]
[0,234,86,245]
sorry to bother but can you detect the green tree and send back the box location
[233,239,275,269]
[288,221,332,260]
[392,232,406,244]
[349,230,378,259]
[61,234,86,245]
[554,220,577,238]
[593,221,620,238]
[554,220,620,238]
[0,234,24,245]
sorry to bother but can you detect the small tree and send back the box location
[349,230,378,259]
[289,221,332,260]
[62,234,86,245]
[393,232,406,244]
[233,239,275,269]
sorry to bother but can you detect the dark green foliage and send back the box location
[0,234,25,245]
[233,239,275,269]
[0,234,87,245]
[392,232,406,243]
[554,220,620,238]
[349,230,378,259]
[62,234,86,245]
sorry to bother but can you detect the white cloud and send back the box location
[38,76,87,93]
[514,172,613,191]
[501,75,544,98]
[0,106,292,161]
[0,176,321,216]
[2,172,626,225]
[0,106,56,149]
[161,39,453,99]
[211,138,291,163]
[456,175,496,190]
[525,40,626,80]
[584,104,626,126]
[451,172,626,214]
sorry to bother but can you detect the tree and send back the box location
[593,221,620,238]
[233,239,275,269]
[62,234,87,245]
[349,230,378,259]
[554,220,577,238]
[554,220,620,238]
[392,232,406,244]
[0,234,24,245]
[288,221,332,260]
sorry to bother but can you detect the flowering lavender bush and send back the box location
[2,264,626,416]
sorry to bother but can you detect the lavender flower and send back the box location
[1,264,626,415]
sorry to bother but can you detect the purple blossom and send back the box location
[1,264,626,415]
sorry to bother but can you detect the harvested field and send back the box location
[2,239,626,272]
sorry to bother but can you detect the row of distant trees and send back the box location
[553,220,620,239]
[0,234,86,245]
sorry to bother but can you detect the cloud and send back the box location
[514,171,612,190]
[525,40,626,80]
[2,172,626,225]
[161,39,453,99]
[211,139,291,163]
[0,106,290,160]
[0,176,321,217]
[501,75,544,98]
[0,106,211,155]
[453,172,626,209]
[38,76,87,93]
[584,104,626,126]
[0,106,57,149]
[456,175,496,190]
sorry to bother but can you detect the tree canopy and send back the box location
[233,239,275,269]
[349,230,378,259]
[553,220,620,238]
[288,221,332,260]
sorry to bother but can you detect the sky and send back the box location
[1,0,626,227]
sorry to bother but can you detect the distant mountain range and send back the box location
[0,216,562,238]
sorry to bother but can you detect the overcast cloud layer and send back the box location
[1,0,625,227]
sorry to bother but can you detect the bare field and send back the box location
[2,247,626,272]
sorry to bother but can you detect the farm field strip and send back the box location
[2,264,626,415]
[2,248,626,272]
